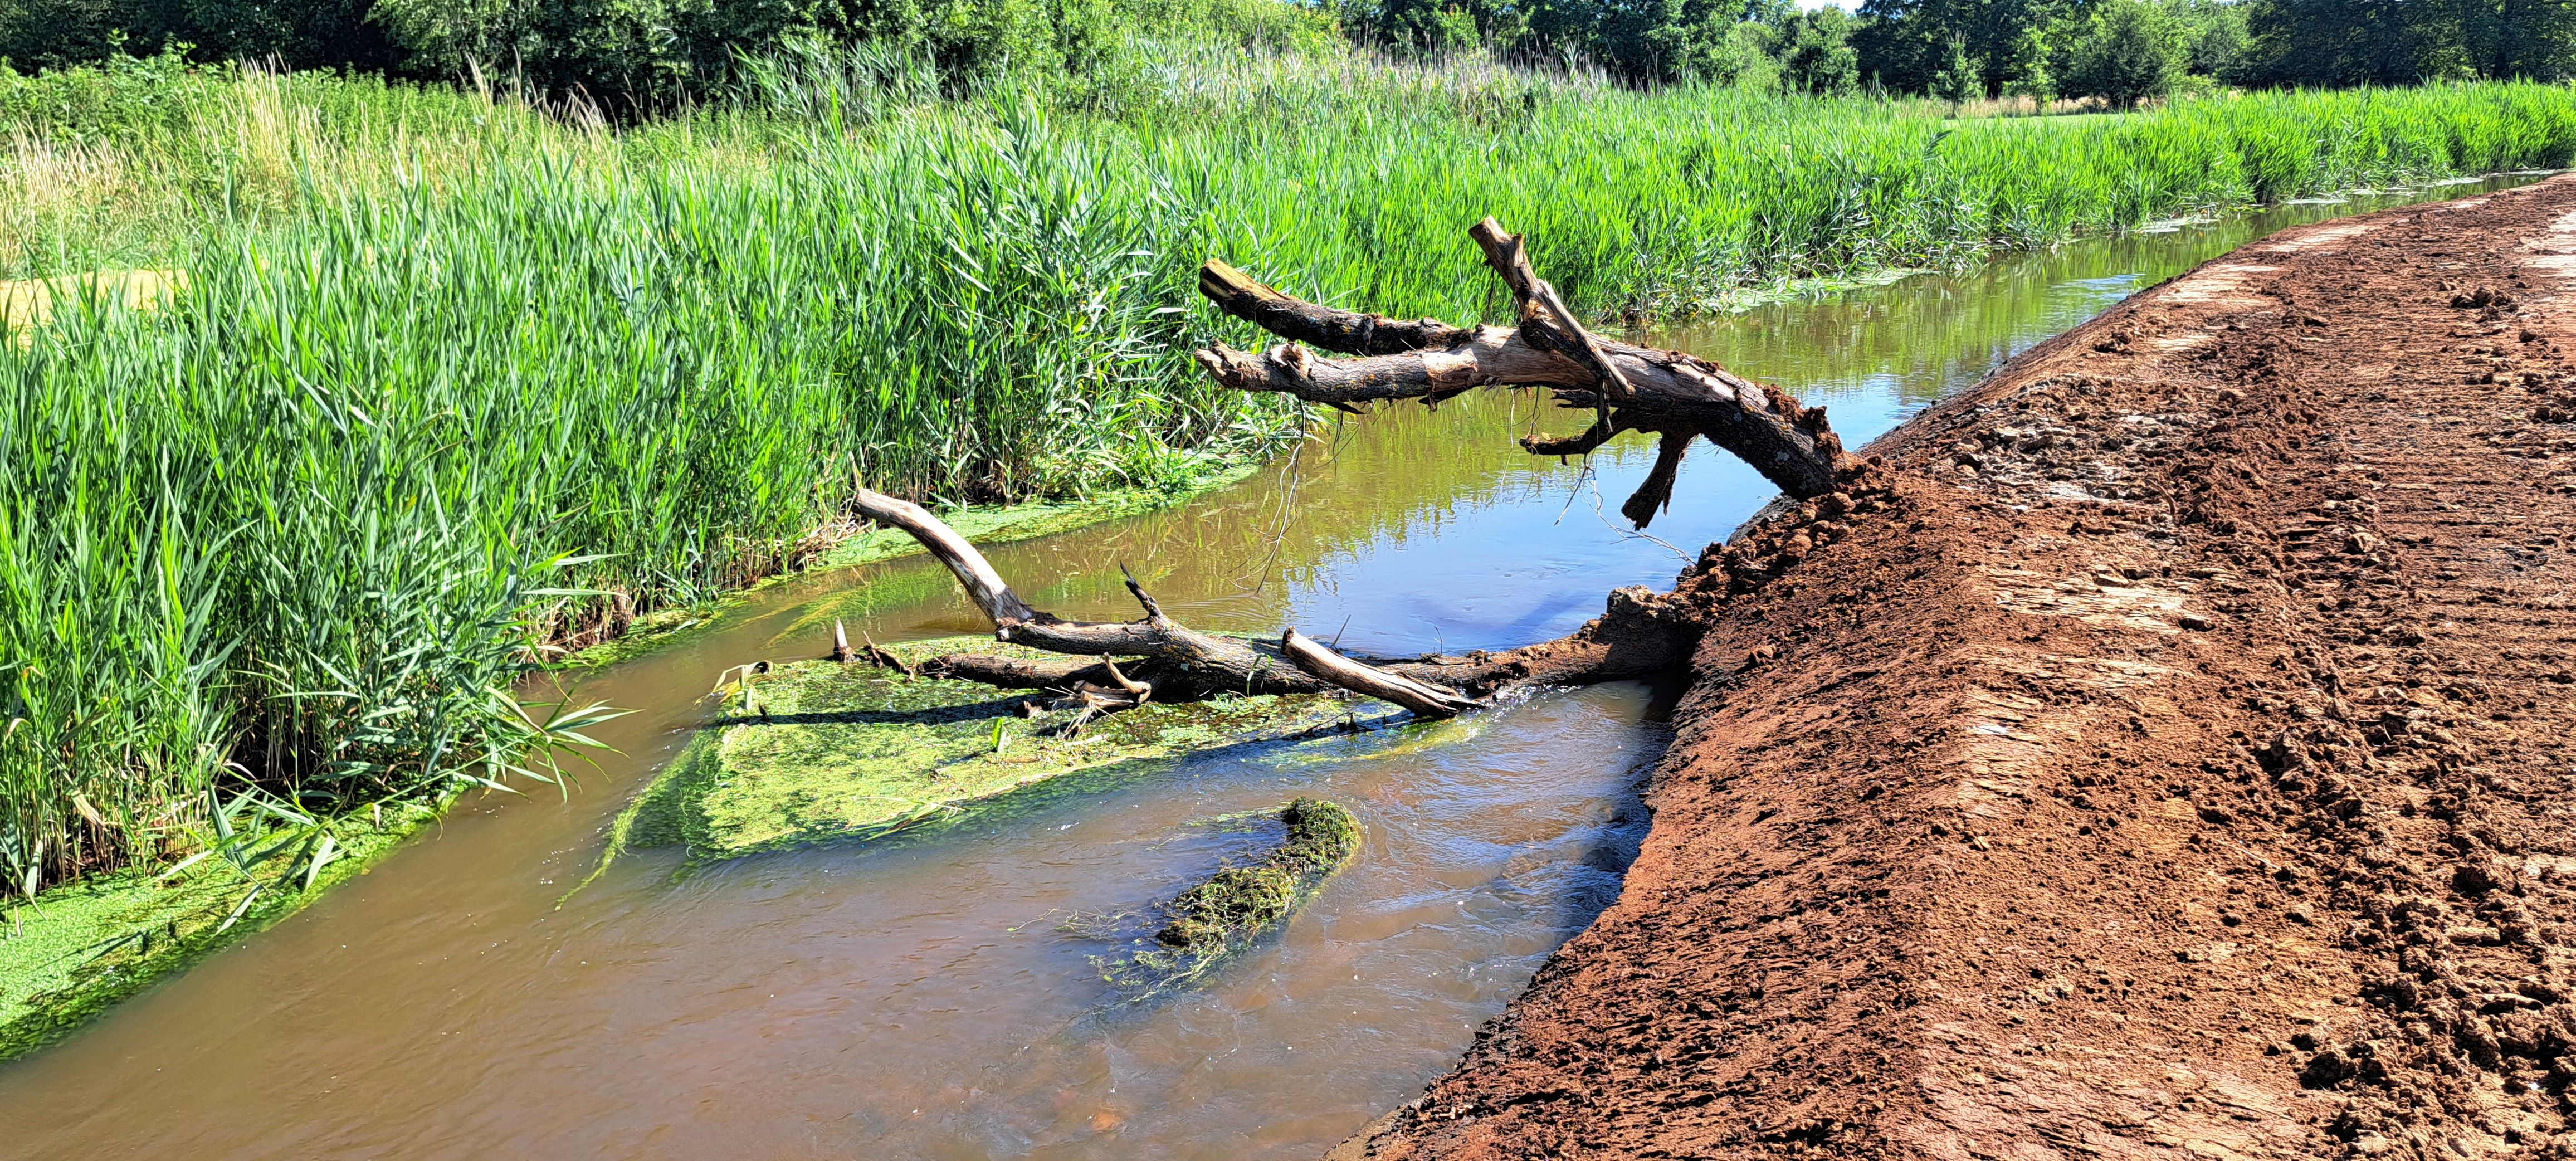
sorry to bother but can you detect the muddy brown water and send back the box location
[0,176,2540,1158]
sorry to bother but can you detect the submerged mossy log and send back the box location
[1100,798,1361,993]
[1193,219,1851,518]
[1153,798,1360,955]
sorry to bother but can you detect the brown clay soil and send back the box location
[1329,175,2576,1160]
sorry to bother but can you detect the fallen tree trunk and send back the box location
[1194,219,1851,520]
[847,488,1721,718]
[840,218,1858,716]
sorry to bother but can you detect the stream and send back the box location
[0,176,2536,1159]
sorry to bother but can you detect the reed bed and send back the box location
[5,46,2574,903]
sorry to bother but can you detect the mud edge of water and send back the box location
[1332,177,2576,1158]
[0,794,453,1062]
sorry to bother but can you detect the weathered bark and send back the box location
[1193,219,1849,519]
[848,487,1728,717]
[855,486,1485,715]
[1281,629,1480,718]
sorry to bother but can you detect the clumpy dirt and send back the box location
[1330,175,2576,1160]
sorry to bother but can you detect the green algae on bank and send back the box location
[557,465,1262,672]
[590,637,1390,874]
[0,798,445,1062]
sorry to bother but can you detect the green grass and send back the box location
[5,43,2576,928]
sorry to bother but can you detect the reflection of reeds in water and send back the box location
[945,391,1668,626]
[1656,175,2541,416]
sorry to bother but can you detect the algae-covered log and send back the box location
[1103,798,1361,993]
[1154,798,1360,952]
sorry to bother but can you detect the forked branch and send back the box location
[1192,218,1850,521]
[845,485,1723,718]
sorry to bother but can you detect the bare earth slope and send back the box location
[1333,175,2576,1160]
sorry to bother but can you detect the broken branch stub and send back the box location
[1280,630,1479,718]
[1191,219,1848,521]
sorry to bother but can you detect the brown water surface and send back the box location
[0,176,2538,1158]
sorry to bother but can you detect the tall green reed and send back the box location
[5,48,2575,899]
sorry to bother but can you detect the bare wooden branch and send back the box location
[1520,408,1628,458]
[1469,218,1635,404]
[1622,430,1695,529]
[1282,630,1481,719]
[1198,259,1468,355]
[1192,221,1848,505]
[914,652,1094,689]
[854,489,1040,626]
[1192,334,1840,500]
[858,490,1714,709]
[861,632,916,676]
[853,488,1517,714]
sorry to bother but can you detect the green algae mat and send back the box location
[1,797,443,1060]
[591,637,1394,874]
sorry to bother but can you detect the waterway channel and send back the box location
[0,177,2537,1159]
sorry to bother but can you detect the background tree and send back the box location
[2445,0,2576,80]
[1928,33,1978,102]
[1853,0,2063,95]
[1339,0,1496,55]
[2177,0,2247,82]
[2055,0,2180,106]
[2236,0,2445,85]
[1509,0,1786,85]
[1774,4,1859,94]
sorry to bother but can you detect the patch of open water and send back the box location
[0,176,2538,1158]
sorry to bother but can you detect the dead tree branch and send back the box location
[1193,218,1849,521]
[853,487,1489,717]
[842,483,1731,722]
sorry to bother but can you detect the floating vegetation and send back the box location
[574,639,1395,885]
[1097,798,1361,995]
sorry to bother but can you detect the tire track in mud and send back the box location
[1330,175,2576,1160]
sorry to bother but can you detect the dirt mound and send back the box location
[1330,176,2576,1159]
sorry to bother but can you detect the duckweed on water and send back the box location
[583,638,1389,878]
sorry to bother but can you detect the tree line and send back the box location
[2,0,2571,108]
[1349,0,2576,102]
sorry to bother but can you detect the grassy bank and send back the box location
[5,45,2575,952]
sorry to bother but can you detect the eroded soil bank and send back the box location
[1335,175,2576,1160]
